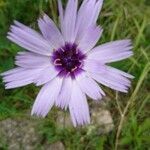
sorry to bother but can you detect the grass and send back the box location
[0,0,150,149]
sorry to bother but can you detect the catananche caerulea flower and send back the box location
[1,0,133,126]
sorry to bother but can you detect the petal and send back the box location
[75,0,103,40]
[7,22,53,56]
[55,77,72,109]
[62,0,78,42]
[38,14,64,48]
[78,26,103,52]
[89,73,128,93]
[76,72,105,100]
[69,81,90,126]
[106,66,134,79]
[31,77,63,117]
[2,67,42,89]
[35,66,59,86]
[1,67,23,76]
[14,51,59,86]
[14,21,45,40]
[92,0,104,23]
[88,63,132,93]
[4,80,34,89]
[57,0,64,32]
[15,52,51,68]
[83,59,106,74]
[87,40,133,63]
[2,68,39,83]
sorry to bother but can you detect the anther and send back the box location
[79,61,83,68]
[76,49,79,54]
[60,48,65,52]
[66,71,71,77]
[71,66,78,72]
[54,59,62,66]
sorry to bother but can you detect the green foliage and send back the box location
[0,0,149,149]
[120,112,150,149]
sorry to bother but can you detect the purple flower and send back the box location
[1,0,134,126]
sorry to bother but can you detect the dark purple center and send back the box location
[52,43,86,78]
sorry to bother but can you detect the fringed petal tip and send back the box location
[31,110,47,118]
[6,21,53,56]
[69,81,90,127]
[88,39,134,63]
[71,116,90,127]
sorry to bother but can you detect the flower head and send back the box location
[1,0,134,126]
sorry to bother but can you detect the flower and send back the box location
[1,0,134,127]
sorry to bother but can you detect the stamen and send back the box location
[66,71,71,77]
[54,59,62,66]
[79,61,83,68]
[76,49,79,54]
[71,66,78,72]
[52,43,86,77]
[60,48,65,52]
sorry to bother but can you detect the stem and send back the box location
[115,91,123,116]
[115,63,150,150]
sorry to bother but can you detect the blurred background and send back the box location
[0,0,149,149]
